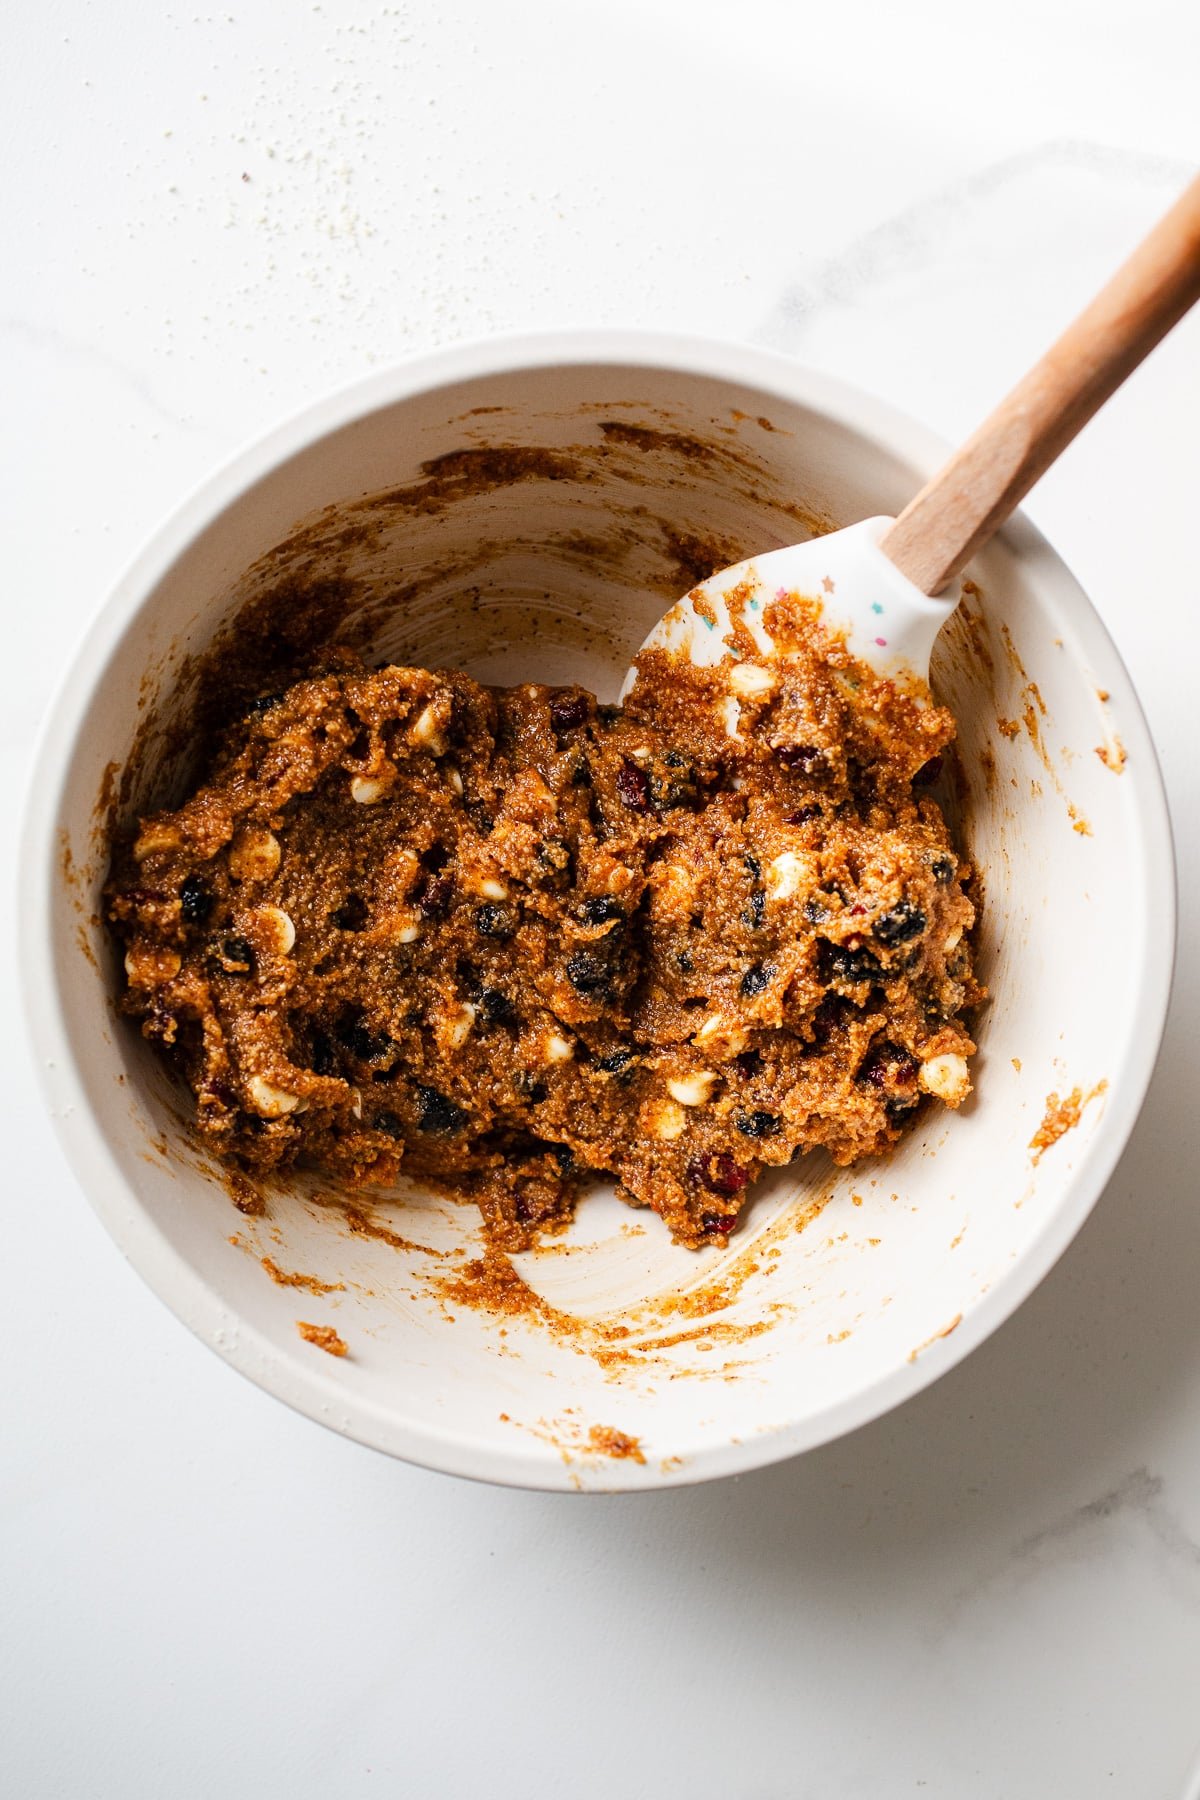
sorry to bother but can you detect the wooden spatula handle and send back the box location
[879,173,1200,596]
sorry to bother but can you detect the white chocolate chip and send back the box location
[729,662,777,700]
[653,1099,687,1141]
[132,822,180,861]
[228,827,281,882]
[446,1003,477,1048]
[246,1075,307,1118]
[447,766,465,797]
[629,745,652,764]
[349,1087,363,1120]
[543,1032,574,1065]
[255,905,295,954]
[124,945,181,985]
[919,1053,971,1105]
[394,921,422,944]
[410,702,447,757]
[943,924,963,952]
[666,1071,717,1107]
[766,851,804,902]
[719,695,742,740]
[350,774,393,805]
[693,1013,748,1055]
[479,877,508,901]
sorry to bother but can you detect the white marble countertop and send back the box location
[4,2,1199,1794]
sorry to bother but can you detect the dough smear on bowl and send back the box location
[106,590,982,1249]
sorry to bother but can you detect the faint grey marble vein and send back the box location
[0,313,222,440]
[755,138,1194,350]
[935,1466,1200,1639]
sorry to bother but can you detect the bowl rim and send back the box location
[20,326,1177,1492]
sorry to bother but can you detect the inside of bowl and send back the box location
[55,357,1150,1487]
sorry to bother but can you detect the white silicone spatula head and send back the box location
[626,174,1200,696]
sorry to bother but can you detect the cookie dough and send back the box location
[107,588,981,1249]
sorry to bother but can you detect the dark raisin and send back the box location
[743,889,766,930]
[213,933,255,975]
[874,903,927,946]
[597,1048,636,1074]
[776,743,822,771]
[819,939,883,983]
[332,893,369,930]
[735,1110,780,1139]
[552,1144,574,1174]
[415,1085,468,1135]
[740,962,772,998]
[179,875,213,925]
[337,1014,396,1064]
[373,1110,405,1138]
[787,804,822,825]
[803,897,828,924]
[474,903,516,939]
[414,873,453,918]
[615,759,651,811]
[810,992,849,1045]
[913,755,944,786]
[246,691,284,717]
[885,1096,921,1123]
[566,950,611,996]
[537,840,572,887]
[733,1050,762,1079]
[580,896,624,926]
[686,1152,750,1195]
[549,692,589,732]
[477,987,517,1028]
[676,950,694,974]
[570,755,592,788]
[931,855,955,885]
[309,1030,338,1077]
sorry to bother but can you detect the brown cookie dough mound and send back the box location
[107,599,982,1250]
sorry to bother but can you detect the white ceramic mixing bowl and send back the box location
[22,332,1174,1490]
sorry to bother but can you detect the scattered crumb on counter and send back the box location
[1094,737,1126,774]
[297,1320,348,1356]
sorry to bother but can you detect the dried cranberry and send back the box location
[859,1041,918,1089]
[549,692,589,732]
[810,993,849,1045]
[776,743,822,772]
[615,759,651,811]
[786,804,822,825]
[700,1211,736,1238]
[913,755,944,786]
[686,1152,749,1195]
[414,874,453,918]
